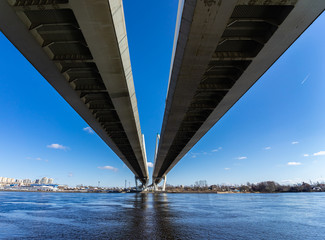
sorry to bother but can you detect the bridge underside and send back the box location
[0,0,148,183]
[153,0,324,183]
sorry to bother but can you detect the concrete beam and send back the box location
[0,0,149,183]
[153,0,325,183]
[153,0,238,180]
[69,0,148,182]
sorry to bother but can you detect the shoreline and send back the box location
[1,190,323,194]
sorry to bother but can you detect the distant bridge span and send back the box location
[153,0,325,184]
[0,0,149,184]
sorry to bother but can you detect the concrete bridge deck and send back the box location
[0,0,149,183]
[153,0,325,184]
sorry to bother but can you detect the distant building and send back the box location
[23,179,32,185]
[40,177,48,185]
[0,177,56,186]
[9,178,15,183]
[15,179,23,184]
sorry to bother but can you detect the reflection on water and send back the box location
[117,193,182,239]
[1,192,325,239]
[152,193,178,239]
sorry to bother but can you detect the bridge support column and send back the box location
[162,176,167,191]
[135,176,139,191]
[141,179,148,191]
[153,182,158,191]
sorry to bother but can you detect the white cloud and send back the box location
[236,156,247,160]
[291,141,299,145]
[27,157,47,162]
[313,151,325,156]
[212,147,222,152]
[303,154,309,157]
[224,168,230,170]
[264,146,271,150]
[287,162,302,166]
[192,155,197,158]
[47,143,68,150]
[98,166,118,172]
[147,162,154,168]
[68,172,73,177]
[83,126,94,134]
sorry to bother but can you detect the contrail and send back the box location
[301,74,310,84]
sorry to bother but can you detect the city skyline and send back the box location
[0,176,54,184]
[0,1,325,187]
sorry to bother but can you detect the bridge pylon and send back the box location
[162,176,167,192]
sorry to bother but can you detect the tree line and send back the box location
[165,181,325,193]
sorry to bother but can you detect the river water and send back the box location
[0,192,325,239]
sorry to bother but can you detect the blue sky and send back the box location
[0,1,324,187]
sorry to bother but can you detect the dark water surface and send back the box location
[0,192,325,239]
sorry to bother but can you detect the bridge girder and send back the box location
[0,0,149,183]
[153,0,325,184]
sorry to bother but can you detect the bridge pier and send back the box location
[142,180,148,191]
[151,176,167,192]
[135,176,138,190]
[135,177,149,191]
[153,182,158,191]
[162,176,167,191]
